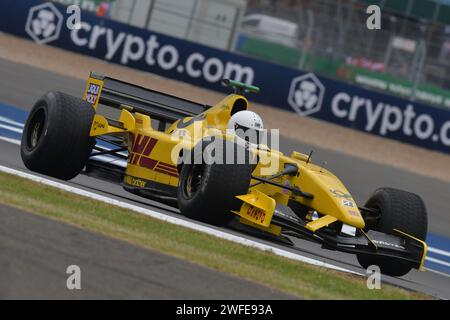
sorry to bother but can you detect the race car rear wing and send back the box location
[83,73,210,124]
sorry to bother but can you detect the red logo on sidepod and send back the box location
[129,134,178,177]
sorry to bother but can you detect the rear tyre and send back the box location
[357,188,428,277]
[21,91,95,180]
[177,139,253,226]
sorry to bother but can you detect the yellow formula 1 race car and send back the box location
[20,73,428,277]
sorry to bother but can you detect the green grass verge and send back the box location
[0,172,429,299]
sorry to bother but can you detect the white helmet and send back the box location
[227,110,264,146]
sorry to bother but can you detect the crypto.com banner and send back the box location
[1,0,449,154]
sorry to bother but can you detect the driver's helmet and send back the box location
[227,110,264,146]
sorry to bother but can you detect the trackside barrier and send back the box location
[0,0,449,154]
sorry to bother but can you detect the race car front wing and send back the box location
[271,204,427,270]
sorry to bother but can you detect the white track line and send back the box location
[424,267,450,279]
[0,136,20,145]
[425,256,450,268]
[0,116,24,127]
[0,123,23,134]
[428,247,450,259]
[0,136,127,167]
[0,164,360,275]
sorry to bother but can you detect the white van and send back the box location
[240,14,299,47]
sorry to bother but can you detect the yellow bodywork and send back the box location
[235,190,276,228]
[84,75,365,235]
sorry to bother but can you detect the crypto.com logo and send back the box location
[288,73,325,116]
[25,2,63,44]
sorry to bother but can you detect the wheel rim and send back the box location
[26,108,45,151]
[364,203,382,231]
[183,165,204,199]
[31,121,41,148]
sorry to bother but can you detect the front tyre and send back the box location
[357,188,428,277]
[177,139,253,226]
[21,91,95,180]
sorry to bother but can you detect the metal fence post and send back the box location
[299,9,314,70]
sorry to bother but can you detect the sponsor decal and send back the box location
[124,175,146,188]
[85,83,101,105]
[23,2,256,87]
[155,162,179,176]
[288,73,325,116]
[129,134,178,177]
[372,240,405,250]
[245,206,266,224]
[70,25,255,85]
[171,129,190,138]
[176,113,206,129]
[347,210,360,218]
[92,120,105,130]
[342,199,355,207]
[83,77,104,108]
[25,2,63,45]
[330,189,352,200]
[331,93,450,148]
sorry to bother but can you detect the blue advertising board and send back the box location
[0,0,449,154]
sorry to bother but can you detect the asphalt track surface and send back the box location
[0,204,294,299]
[0,58,449,299]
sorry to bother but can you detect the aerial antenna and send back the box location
[306,150,313,164]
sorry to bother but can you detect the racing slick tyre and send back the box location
[177,138,253,226]
[21,91,95,180]
[357,188,428,277]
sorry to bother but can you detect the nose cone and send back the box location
[328,189,365,229]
